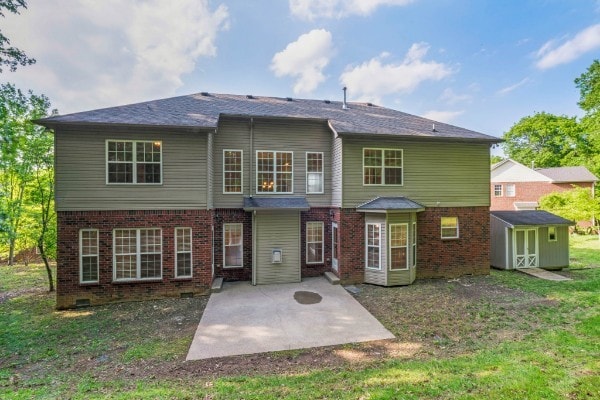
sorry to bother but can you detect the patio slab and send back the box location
[186,277,395,360]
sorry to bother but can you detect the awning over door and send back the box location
[243,196,310,211]
[356,196,425,213]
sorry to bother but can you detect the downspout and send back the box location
[211,224,215,278]
[249,117,254,197]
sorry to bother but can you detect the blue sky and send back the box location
[3,0,600,141]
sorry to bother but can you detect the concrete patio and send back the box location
[186,277,395,360]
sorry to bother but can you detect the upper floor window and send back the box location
[306,152,324,194]
[256,151,293,193]
[223,150,243,193]
[363,148,403,185]
[107,140,162,184]
[506,184,516,197]
[494,184,503,197]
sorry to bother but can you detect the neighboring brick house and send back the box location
[490,159,597,226]
[37,93,500,309]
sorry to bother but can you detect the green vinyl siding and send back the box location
[54,128,208,211]
[213,118,332,208]
[342,137,491,208]
[253,211,301,285]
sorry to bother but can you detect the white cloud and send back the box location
[496,78,530,95]
[1,0,229,113]
[535,24,600,70]
[439,88,471,105]
[289,0,413,20]
[270,29,334,95]
[421,110,464,123]
[339,43,453,104]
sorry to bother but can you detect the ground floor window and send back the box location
[80,229,99,283]
[366,223,381,269]
[389,224,408,270]
[548,226,557,241]
[306,221,324,264]
[224,223,243,268]
[175,227,192,277]
[113,228,162,281]
[441,217,459,239]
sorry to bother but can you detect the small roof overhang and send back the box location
[243,196,310,211]
[491,210,574,227]
[356,196,425,213]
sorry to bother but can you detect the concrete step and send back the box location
[517,267,572,281]
[211,277,224,293]
[324,271,340,285]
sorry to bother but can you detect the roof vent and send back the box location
[286,97,293,102]
[246,95,254,99]
[342,87,348,110]
[323,100,331,104]
[367,102,373,107]
[200,92,210,96]
[432,123,437,132]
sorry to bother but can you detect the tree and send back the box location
[575,59,600,114]
[0,83,52,265]
[0,0,35,73]
[539,187,599,231]
[490,155,504,165]
[502,112,587,169]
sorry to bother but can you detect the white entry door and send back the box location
[514,229,537,268]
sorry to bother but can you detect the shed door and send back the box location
[515,229,537,268]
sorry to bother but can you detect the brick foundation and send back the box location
[56,210,213,309]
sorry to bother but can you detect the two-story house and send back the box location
[37,93,500,309]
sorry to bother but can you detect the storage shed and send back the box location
[490,210,574,270]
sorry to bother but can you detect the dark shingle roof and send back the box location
[491,210,574,227]
[243,196,310,211]
[535,166,598,182]
[356,197,425,212]
[36,92,499,142]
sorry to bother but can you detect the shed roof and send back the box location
[356,197,425,212]
[491,210,574,227]
[535,166,598,183]
[243,196,309,211]
[36,92,499,142]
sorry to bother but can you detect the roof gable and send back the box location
[491,159,551,182]
[36,92,500,142]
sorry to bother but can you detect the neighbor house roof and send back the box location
[491,210,574,227]
[535,166,598,183]
[36,92,500,142]
[356,197,425,212]
[243,196,310,211]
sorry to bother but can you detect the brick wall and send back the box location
[338,209,365,284]
[56,210,213,309]
[416,207,490,278]
[491,181,594,226]
[213,209,252,281]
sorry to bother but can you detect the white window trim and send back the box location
[441,217,460,239]
[412,222,417,267]
[306,221,324,264]
[223,223,243,268]
[362,148,404,186]
[223,149,243,194]
[255,150,294,194]
[494,184,503,197]
[105,140,163,185]
[389,223,409,271]
[548,226,557,242]
[365,223,382,270]
[506,184,516,197]
[112,228,163,281]
[306,152,324,194]
[175,227,193,278]
[79,229,99,284]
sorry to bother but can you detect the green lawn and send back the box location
[1,236,599,399]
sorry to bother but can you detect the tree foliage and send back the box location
[0,0,35,73]
[575,59,600,114]
[539,187,599,228]
[502,112,585,169]
[0,83,53,267]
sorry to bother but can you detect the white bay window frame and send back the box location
[389,223,409,271]
[366,223,382,270]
